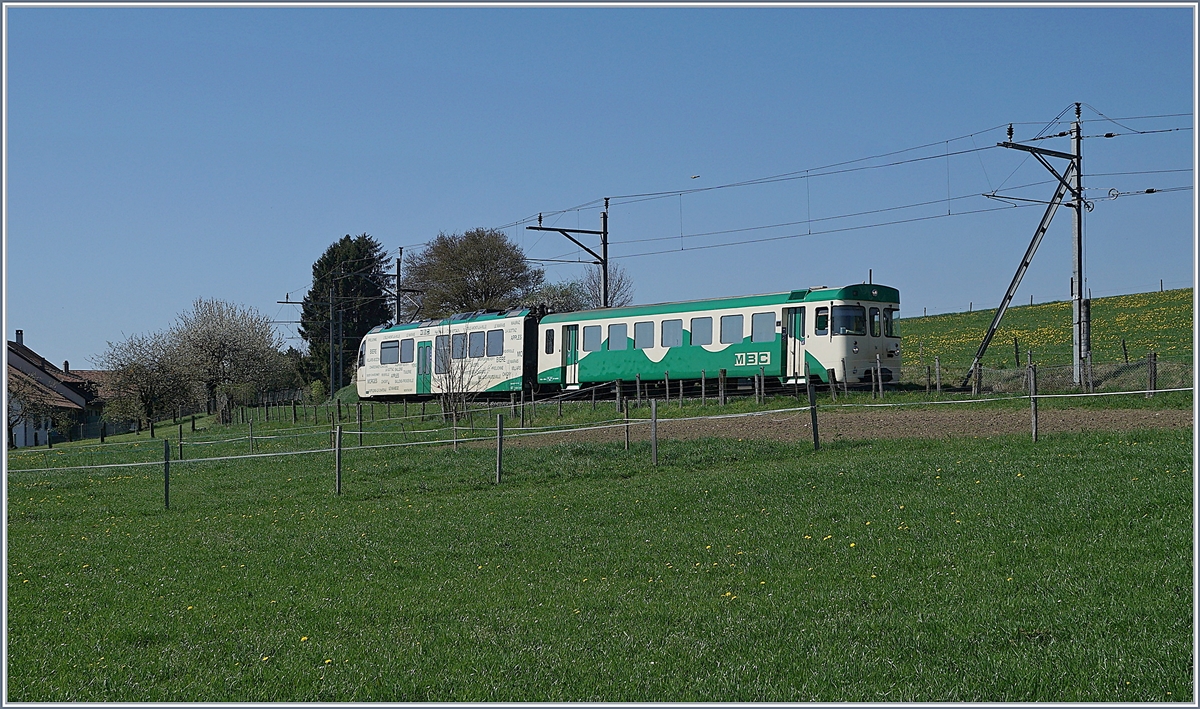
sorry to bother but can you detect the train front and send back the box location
[822,285,901,385]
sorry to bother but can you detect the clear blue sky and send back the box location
[5,5,1194,367]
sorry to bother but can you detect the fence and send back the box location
[897,357,1191,394]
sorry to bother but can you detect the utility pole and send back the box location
[526,197,611,308]
[329,285,336,395]
[969,104,1090,385]
[395,247,403,323]
[1071,107,1087,385]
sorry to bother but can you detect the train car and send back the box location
[535,284,900,389]
[356,308,536,399]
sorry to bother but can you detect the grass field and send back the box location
[900,287,1193,368]
[7,415,1193,701]
[7,286,1194,700]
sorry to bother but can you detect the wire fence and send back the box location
[896,358,1191,393]
[7,384,1191,477]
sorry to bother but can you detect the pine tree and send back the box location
[298,234,393,394]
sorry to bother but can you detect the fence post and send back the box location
[636,374,642,408]
[100,422,106,444]
[664,371,670,406]
[371,403,375,422]
[624,400,630,451]
[719,369,727,406]
[191,414,196,433]
[841,358,848,396]
[249,419,254,453]
[1146,352,1157,397]
[292,400,297,424]
[827,369,837,402]
[876,354,883,399]
[335,425,342,495]
[163,439,170,510]
[926,365,931,395]
[558,398,562,418]
[495,415,503,484]
[150,418,156,439]
[702,370,707,405]
[452,410,458,452]
[356,403,363,447]
[650,398,658,466]
[935,356,942,394]
[679,379,684,408]
[178,424,183,461]
[1086,352,1094,394]
[1029,363,1038,443]
[759,366,765,404]
[510,393,516,418]
[1122,338,1129,363]
[592,386,596,411]
[805,362,819,451]
[615,380,622,415]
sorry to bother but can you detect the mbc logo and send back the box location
[734,352,772,366]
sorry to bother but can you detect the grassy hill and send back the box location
[900,288,1192,368]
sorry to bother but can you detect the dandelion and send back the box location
[301,636,308,642]
[262,656,270,662]
[187,606,193,610]
[325,659,332,664]
[822,535,832,541]
[849,543,856,548]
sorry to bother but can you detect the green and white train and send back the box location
[356,284,899,399]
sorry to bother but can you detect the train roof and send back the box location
[367,307,530,335]
[540,284,899,324]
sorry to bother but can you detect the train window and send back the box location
[486,329,504,357]
[468,331,486,358]
[582,325,602,352]
[815,308,829,335]
[870,307,881,337]
[634,321,655,349]
[797,308,806,338]
[884,309,899,338]
[545,329,555,354]
[608,323,628,350]
[452,333,467,359]
[434,335,450,374]
[720,314,743,344]
[690,317,712,346]
[661,319,683,348]
[751,312,776,343]
[400,338,415,363]
[832,305,866,335]
[380,340,400,365]
[359,342,366,368]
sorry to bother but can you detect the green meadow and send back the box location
[7,418,1192,701]
[900,287,1192,368]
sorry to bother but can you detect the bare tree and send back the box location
[433,325,490,425]
[581,263,635,309]
[173,298,286,421]
[93,330,190,427]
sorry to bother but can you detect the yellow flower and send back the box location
[301,636,308,642]
[325,659,332,664]
[849,542,856,548]
[262,656,270,662]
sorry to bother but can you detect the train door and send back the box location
[416,340,432,394]
[784,307,805,381]
[561,324,579,387]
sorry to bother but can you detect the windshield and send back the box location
[831,305,867,335]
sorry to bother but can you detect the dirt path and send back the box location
[502,407,1193,447]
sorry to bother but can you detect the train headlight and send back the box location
[852,341,859,354]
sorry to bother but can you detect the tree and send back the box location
[529,280,589,313]
[299,234,393,393]
[174,298,286,421]
[580,262,635,309]
[93,330,190,427]
[403,228,544,318]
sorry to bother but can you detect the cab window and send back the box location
[832,305,866,335]
[884,308,900,338]
[544,329,555,354]
[870,307,881,337]
[814,307,829,336]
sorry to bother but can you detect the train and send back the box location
[355,283,900,400]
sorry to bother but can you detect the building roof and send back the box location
[7,339,103,408]
[7,364,83,411]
